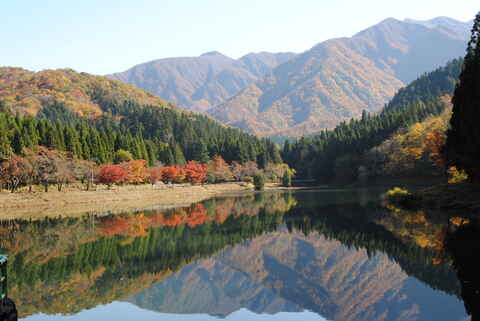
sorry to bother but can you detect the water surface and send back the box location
[1,189,476,321]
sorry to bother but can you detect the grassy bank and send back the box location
[0,182,255,220]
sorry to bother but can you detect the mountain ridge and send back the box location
[108,51,296,112]
[207,17,470,136]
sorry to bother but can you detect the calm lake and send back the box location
[1,189,478,321]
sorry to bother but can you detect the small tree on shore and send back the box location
[147,166,163,187]
[253,174,265,191]
[113,149,133,164]
[282,170,292,187]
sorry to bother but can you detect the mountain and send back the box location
[129,230,466,321]
[282,59,463,181]
[208,17,470,136]
[108,51,296,112]
[0,67,176,117]
[405,17,474,39]
[0,67,282,166]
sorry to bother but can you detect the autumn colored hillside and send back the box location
[208,17,470,136]
[109,51,296,112]
[0,67,175,117]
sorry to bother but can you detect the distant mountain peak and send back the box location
[405,16,468,25]
[404,16,473,38]
[379,17,401,24]
[200,51,227,57]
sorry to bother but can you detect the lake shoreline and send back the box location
[411,183,480,215]
[385,183,480,217]
[0,182,260,220]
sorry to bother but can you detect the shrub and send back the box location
[384,187,419,208]
[447,166,468,184]
[282,171,292,187]
[253,174,265,191]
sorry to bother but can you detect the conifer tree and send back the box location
[191,141,210,164]
[446,12,480,182]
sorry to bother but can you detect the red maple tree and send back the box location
[184,161,207,184]
[96,165,129,188]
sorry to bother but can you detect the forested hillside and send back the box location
[282,59,463,181]
[0,68,282,167]
[0,67,177,117]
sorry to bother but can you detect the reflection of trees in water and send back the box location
[1,256,17,321]
[0,298,18,321]
[285,202,461,297]
[0,193,293,317]
[445,221,480,321]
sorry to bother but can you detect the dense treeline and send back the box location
[282,59,463,182]
[446,12,480,183]
[0,100,282,167]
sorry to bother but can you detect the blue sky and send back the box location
[1,0,478,75]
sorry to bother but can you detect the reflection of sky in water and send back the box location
[21,302,325,321]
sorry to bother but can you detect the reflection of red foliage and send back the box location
[146,204,210,228]
[96,201,249,237]
[98,213,152,237]
[98,216,130,236]
[185,203,210,227]
[151,210,185,227]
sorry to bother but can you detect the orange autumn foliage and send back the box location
[184,161,208,184]
[424,131,446,169]
[98,213,151,237]
[119,160,148,184]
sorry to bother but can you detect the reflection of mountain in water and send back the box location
[129,229,467,321]
[1,190,474,321]
[129,254,303,317]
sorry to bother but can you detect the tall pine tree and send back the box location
[446,12,480,182]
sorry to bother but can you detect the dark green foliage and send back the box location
[253,174,265,191]
[283,59,463,182]
[446,12,480,182]
[282,170,292,187]
[0,99,282,166]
